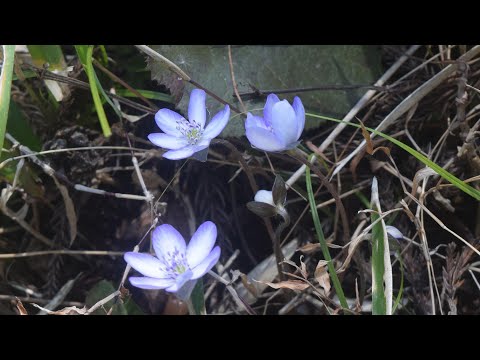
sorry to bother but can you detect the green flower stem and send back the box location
[305,154,349,312]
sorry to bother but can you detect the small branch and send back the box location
[237,84,387,100]
[135,45,241,114]
[227,45,247,113]
[85,290,120,315]
[92,58,159,111]
[0,250,124,259]
[208,270,256,315]
[135,45,191,81]
[284,45,422,188]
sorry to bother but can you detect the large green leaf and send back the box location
[0,100,44,198]
[148,45,381,137]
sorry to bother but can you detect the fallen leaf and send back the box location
[240,273,258,298]
[259,280,309,292]
[299,256,308,279]
[32,303,87,315]
[371,146,391,156]
[314,261,331,294]
[15,298,28,315]
[359,120,373,155]
[297,242,321,254]
[411,167,437,198]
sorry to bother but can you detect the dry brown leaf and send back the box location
[371,146,391,156]
[314,261,331,294]
[53,177,77,246]
[15,298,28,315]
[259,280,309,292]
[299,255,308,279]
[297,242,321,254]
[411,167,437,198]
[359,120,373,155]
[240,273,258,298]
[32,303,87,315]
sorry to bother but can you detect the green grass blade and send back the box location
[392,250,404,314]
[306,113,480,201]
[27,45,66,70]
[115,88,173,103]
[370,177,393,315]
[305,154,349,312]
[370,208,386,315]
[75,45,112,137]
[0,45,15,155]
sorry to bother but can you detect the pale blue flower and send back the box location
[386,225,403,239]
[124,221,221,294]
[245,94,305,152]
[148,89,230,160]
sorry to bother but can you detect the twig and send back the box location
[85,290,120,315]
[238,84,387,100]
[37,275,80,315]
[135,45,241,114]
[207,270,256,315]
[0,250,124,259]
[211,139,284,279]
[285,45,422,188]
[0,294,83,307]
[332,45,480,177]
[24,63,156,114]
[92,58,158,111]
[227,45,247,114]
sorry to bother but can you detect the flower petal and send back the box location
[271,100,299,145]
[292,96,305,139]
[246,113,269,130]
[190,246,221,280]
[124,252,168,278]
[164,270,193,293]
[246,126,286,152]
[155,109,185,137]
[188,89,206,128]
[148,133,188,150]
[129,276,175,290]
[386,225,403,239]
[202,105,230,139]
[263,93,280,125]
[152,224,187,263]
[163,145,207,160]
[186,221,217,269]
[254,190,275,206]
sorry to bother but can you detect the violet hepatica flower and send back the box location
[148,89,230,160]
[124,221,221,296]
[245,94,305,152]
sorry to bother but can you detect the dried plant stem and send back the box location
[227,45,247,113]
[208,271,256,315]
[287,149,351,246]
[333,45,480,177]
[285,45,422,187]
[135,45,241,114]
[92,58,158,111]
[0,250,124,259]
[211,139,285,280]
